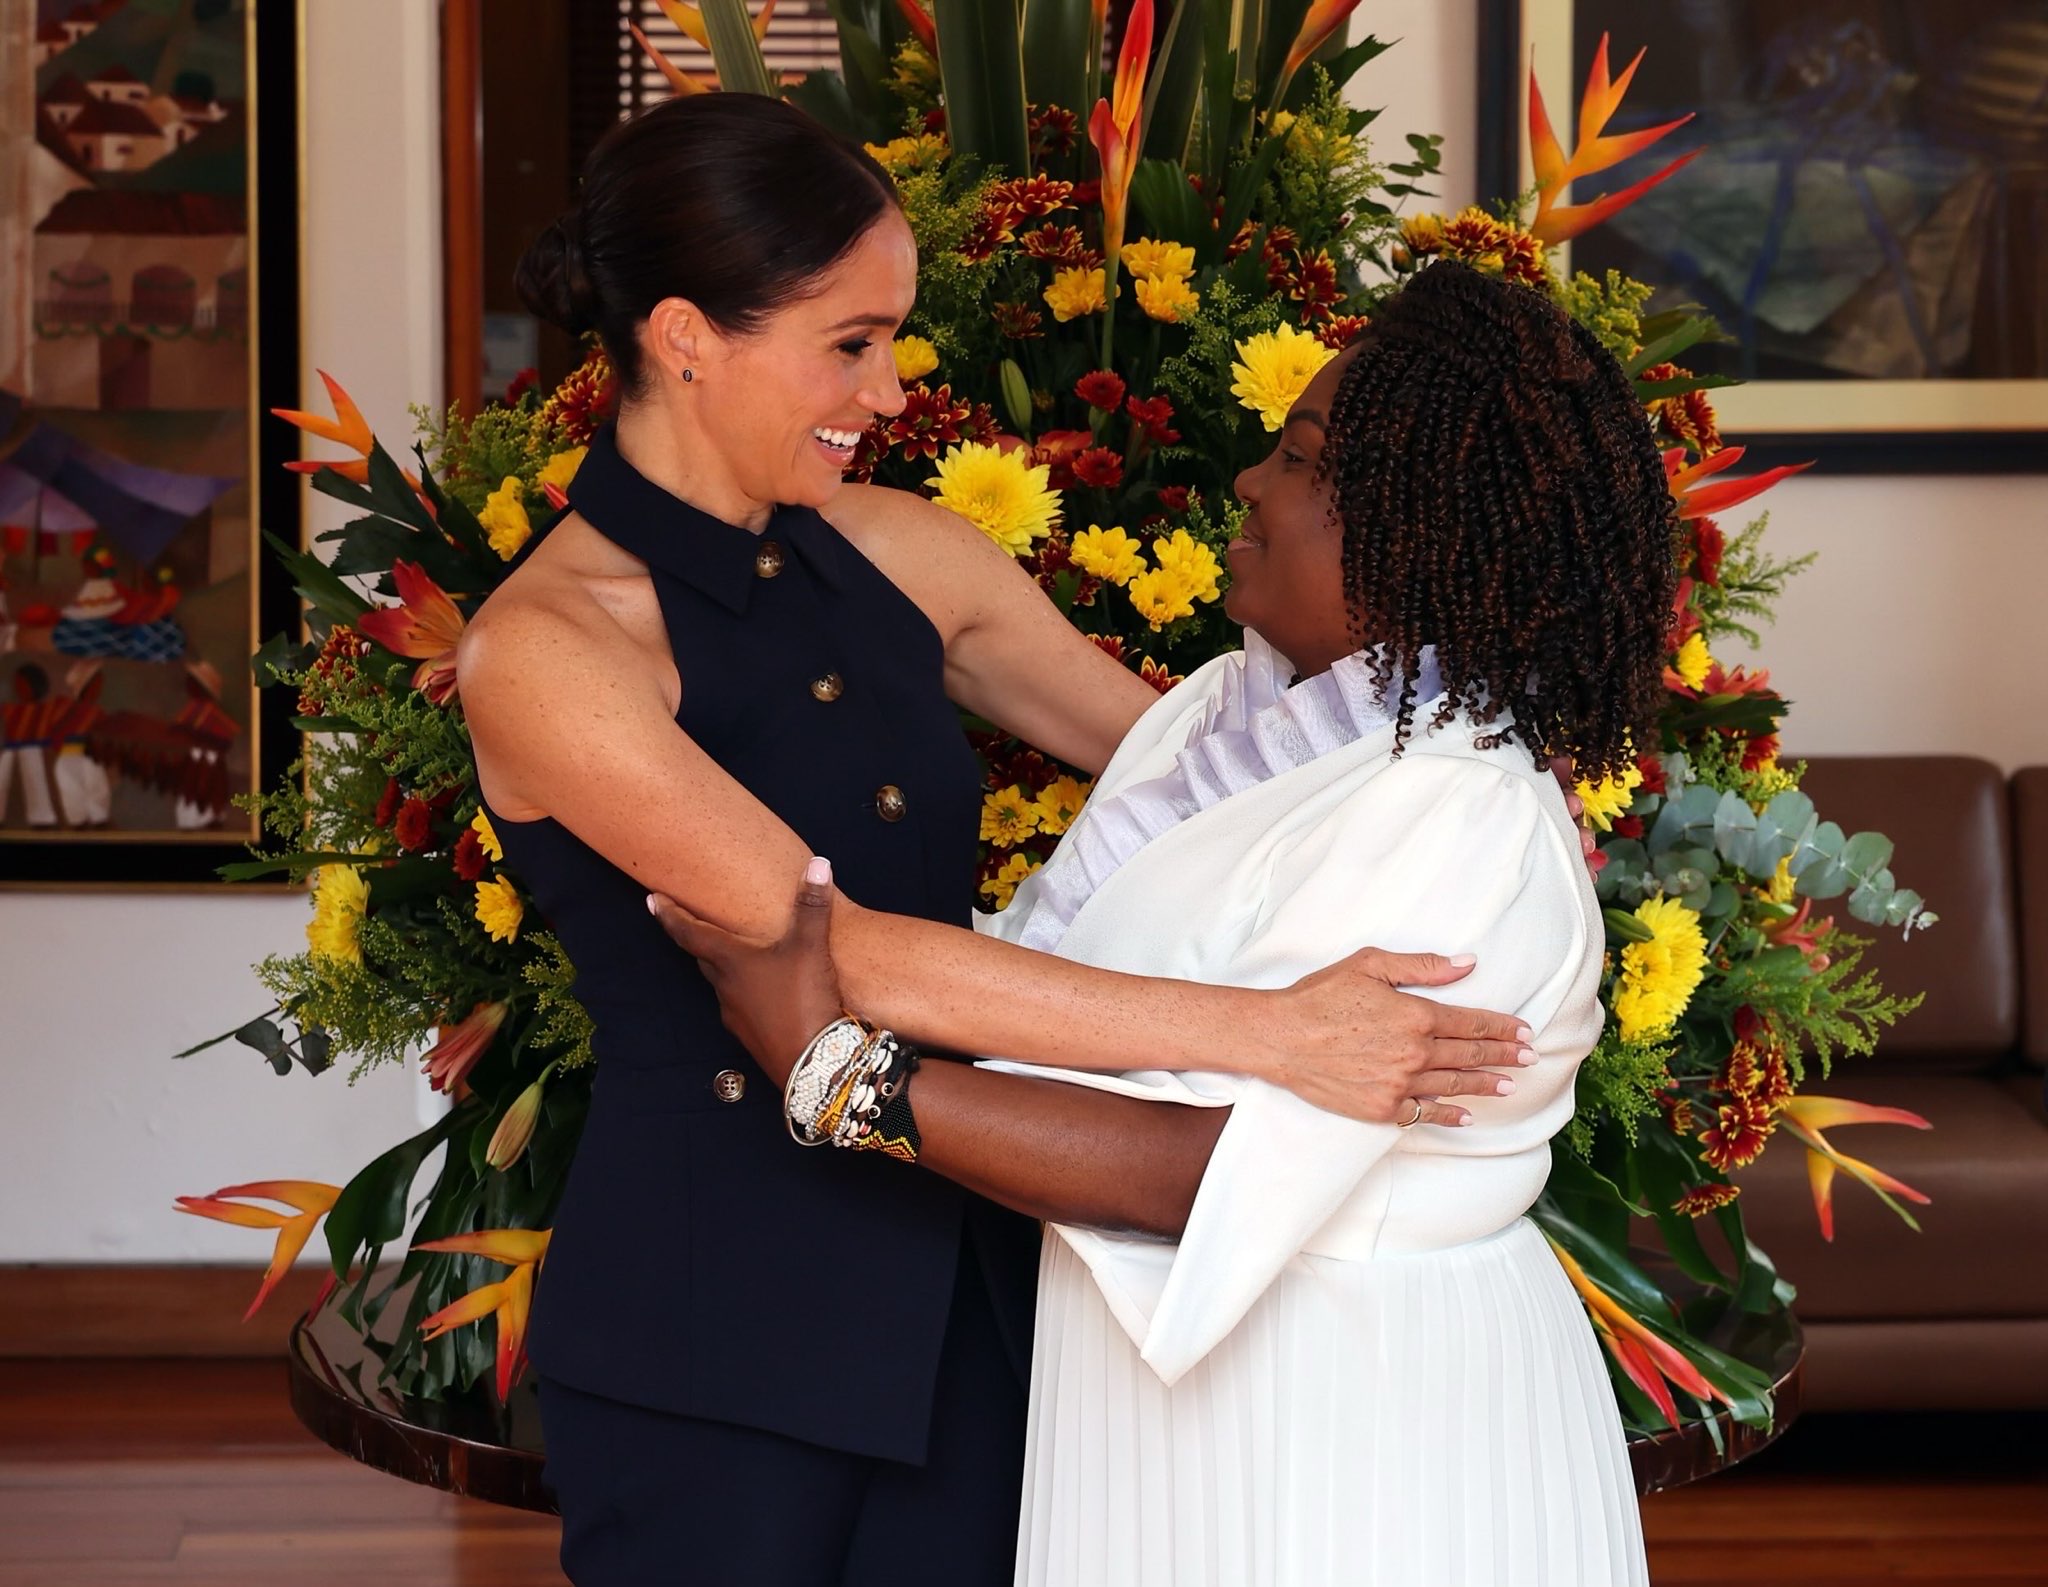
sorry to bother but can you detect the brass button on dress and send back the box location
[810,672,844,702]
[754,541,784,579]
[712,1069,747,1103]
[875,784,907,822]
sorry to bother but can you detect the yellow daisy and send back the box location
[475,875,524,944]
[863,132,948,174]
[981,852,1042,909]
[1576,760,1645,833]
[891,335,939,382]
[1127,566,1198,631]
[1068,524,1145,586]
[927,442,1061,558]
[980,785,1042,847]
[1034,775,1090,837]
[536,447,586,495]
[1120,237,1196,282]
[1043,267,1107,323]
[1134,274,1200,323]
[1670,632,1713,691]
[470,808,503,864]
[1612,896,1708,1042]
[1150,529,1223,604]
[479,475,532,562]
[1230,323,1337,432]
[306,864,371,966]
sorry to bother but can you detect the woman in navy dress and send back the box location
[460,95,1530,1585]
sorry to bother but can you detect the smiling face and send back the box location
[640,210,917,522]
[1224,348,1361,678]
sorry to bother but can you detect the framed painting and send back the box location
[1478,0,2048,472]
[0,0,301,887]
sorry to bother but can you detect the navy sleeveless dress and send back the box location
[492,426,1038,1582]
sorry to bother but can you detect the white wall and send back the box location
[0,0,445,1264]
[2,1,2041,1264]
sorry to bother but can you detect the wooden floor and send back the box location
[2,1360,2043,1585]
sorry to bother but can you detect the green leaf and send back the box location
[1131,157,1209,248]
[324,1106,470,1277]
[1140,0,1205,163]
[263,531,370,625]
[701,0,778,96]
[1217,132,1292,265]
[821,0,894,133]
[1840,830,1895,878]
[933,0,1032,177]
[232,1017,293,1076]
[1531,1206,1674,1319]
[250,630,309,688]
[783,66,863,138]
[1021,0,1090,121]
[1634,371,1742,402]
[1623,316,1719,377]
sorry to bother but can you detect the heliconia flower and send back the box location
[654,0,776,47]
[486,1073,550,1170]
[414,1228,552,1399]
[1778,1095,1931,1241]
[1664,445,1814,521]
[1281,0,1363,77]
[1548,1236,1721,1428]
[1087,0,1153,282]
[357,560,465,705]
[422,1001,508,1095]
[173,1181,342,1322]
[629,20,714,95]
[895,0,937,53]
[1528,35,1703,244]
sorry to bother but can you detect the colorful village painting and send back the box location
[1,0,260,855]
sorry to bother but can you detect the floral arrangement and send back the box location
[180,0,1933,1435]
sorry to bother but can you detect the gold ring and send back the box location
[1397,1098,1425,1129]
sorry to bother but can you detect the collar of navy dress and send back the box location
[564,421,846,614]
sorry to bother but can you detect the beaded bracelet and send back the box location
[783,1016,922,1161]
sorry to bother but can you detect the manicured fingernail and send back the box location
[1516,1025,1534,1043]
[1517,1047,1539,1065]
[646,894,659,915]
[1495,1077,1516,1095]
[805,856,833,886]
[1448,953,1477,968]
[1456,1111,1474,1126]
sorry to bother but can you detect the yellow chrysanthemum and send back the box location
[1120,237,1195,282]
[1043,267,1107,323]
[1763,855,1797,905]
[1034,775,1090,837]
[1401,212,1446,254]
[1230,323,1337,432]
[863,132,948,174]
[927,442,1061,558]
[1612,896,1708,1043]
[980,785,1042,847]
[981,852,1041,910]
[475,876,524,944]
[470,808,503,864]
[1134,273,1200,323]
[479,474,532,562]
[536,447,586,495]
[1671,632,1713,690]
[1068,524,1145,586]
[1127,566,1199,631]
[1576,760,1645,833]
[306,864,371,966]
[1150,529,1223,604]
[891,335,939,382]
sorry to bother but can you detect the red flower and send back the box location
[1699,1094,1775,1172]
[504,367,538,405]
[538,348,617,447]
[1072,448,1124,490]
[1741,732,1780,771]
[993,301,1047,340]
[1137,656,1183,694]
[986,174,1074,220]
[886,382,976,460]
[1285,248,1344,322]
[373,777,403,829]
[1636,754,1668,795]
[1674,1183,1740,1217]
[1657,1090,1694,1136]
[1316,314,1370,350]
[1612,814,1644,840]
[1225,218,1259,260]
[453,825,488,881]
[1029,103,1079,160]
[1125,394,1179,445]
[1030,429,1093,490]
[1071,179,1101,206]
[394,796,433,853]
[1157,484,1190,514]
[1075,370,1127,412]
[1690,517,1725,586]
[1019,224,1101,270]
[1087,634,1127,664]
[958,209,1012,262]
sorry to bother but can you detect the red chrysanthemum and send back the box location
[453,826,488,882]
[538,348,618,446]
[1285,249,1343,322]
[1087,634,1127,664]
[1029,103,1079,160]
[993,300,1047,340]
[1315,314,1371,350]
[1071,448,1124,490]
[1125,394,1179,445]
[987,174,1074,221]
[1018,224,1101,270]
[1612,814,1645,840]
[886,382,976,460]
[1674,1183,1740,1218]
[1137,656,1183,695]
[1225,219,1259,261]
[373,777,403,829]
[958,209,1012,262]
[1070,179,1100,206]
[1742,732,1780,772]
[1657,1090,1695,1136]
[1721,1040,1763,1099]
[1699,1095,1775,1172]
[1075,370,1126,412]
[1156,483,1190,514]
[504,367,538,406]
[297,624,372,716]
[1636,754,1669,796]
[1755,1048,1795,1109]
[1031,429,1092,490]
[1690,518,1725,586]
[394,796,433,853]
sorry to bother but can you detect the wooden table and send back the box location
[290,1289,1803,1512]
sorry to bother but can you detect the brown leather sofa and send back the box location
[1732,757,2048,1410]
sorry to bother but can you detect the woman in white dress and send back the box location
[657,259,1673,1585]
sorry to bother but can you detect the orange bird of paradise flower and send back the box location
[1777,1096,1931,1241]
[1087,0,1153,289]
[273,371,378,485]
[1548,1236,1723,1429]
[414,1228,552,1399]
[1664,446,1814,522]
[1283,0,1364,80]
[357,560,465,706]
[173,1180,342,1322]
[1528,35,1703,245]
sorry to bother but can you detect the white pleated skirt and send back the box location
[1014,1216,1648,1587]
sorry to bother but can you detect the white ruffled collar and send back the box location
[1007,632,1443,952]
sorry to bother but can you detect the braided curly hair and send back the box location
[1320,258,1678,785]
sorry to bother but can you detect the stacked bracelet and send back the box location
[784,1016,922,1162]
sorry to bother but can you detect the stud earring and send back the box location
[682,368,694,383]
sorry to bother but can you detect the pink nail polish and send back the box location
[805,856,833,886]
[645,894,659,915]
[1495,1077,1516,1095]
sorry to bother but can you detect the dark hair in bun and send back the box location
[514,94,899,395]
